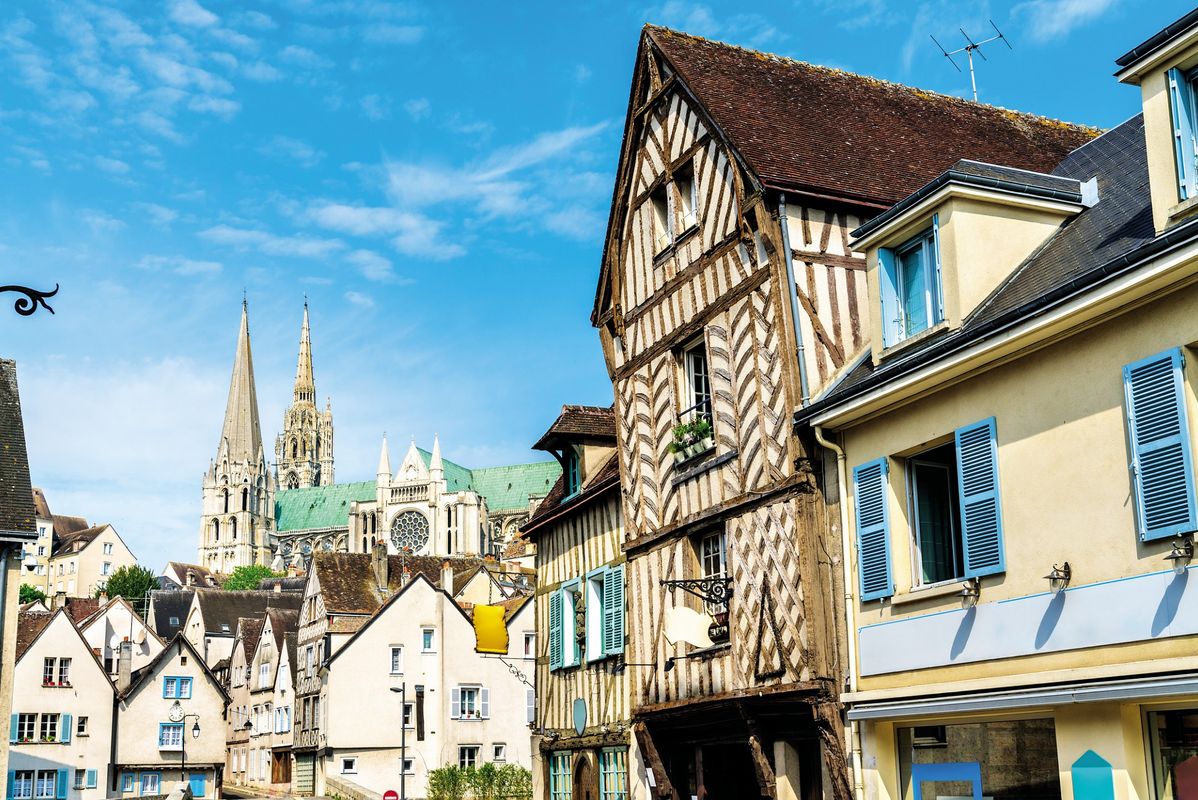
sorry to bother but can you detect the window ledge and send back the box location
[889,581,965,607]
[685,642,731,660]
[652,225,700,267]
[1168,195,1198,224]
[879,321,950,360]
[672,449,737,486]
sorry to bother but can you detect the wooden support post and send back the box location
[633,722,680,800]
[813,699,854,800]
[742,708,778,800]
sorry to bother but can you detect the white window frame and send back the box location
[651,186,674,252]
[458,745,481,770]
[699,530,728,615]
[585,569,606,662]
[389,645,403,674]
[35,770,56,800]
[459,686,480,719]
[140,773,160,796]
[493,743,507,762]
[523,632,535,659]
[340,757,356,775]
[12,771,33,799]
[421,628,435,653]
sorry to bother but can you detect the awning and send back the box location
[847,671,1198,721]
[473,604,509,654]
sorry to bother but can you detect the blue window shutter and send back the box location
[479,688,489,719]
[877,248,901,347]
[1124,348,1198,540]
[9,714,17,743]
[548,590,563,671]
[603,566,625,656]
[853,458,893,601]
[56,769,68,800]
[86,770,97,789]
[7,771,15,800]
[930,214,944,323]
[450,687,461,719]
[60,714,71,744]
[957,418,1006,577]
[1169,68,1197,201]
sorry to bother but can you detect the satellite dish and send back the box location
[134,628,147,645]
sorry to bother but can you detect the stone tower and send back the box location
[198,300,276,571]
[275,302,335,489]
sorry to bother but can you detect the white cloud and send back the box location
[345,249,395,281]
[1012,0,1116,43]
[81,209,126,233]
[169,0,219,28]
[361,93,392,120]
[199,224,345,258]
[135,110,185,143]
[189,95,240,118]
[260,135,325,168]
[402,97,429,121]
[137,254,222,275]
[279,45,333,69]
[345,290,374,308]
[131,202,179,226]
[242,60,282,81]
[644,1,783,48]
[94,155,131,174]
[305,202,464,260]
[237,11,276,30]
[362,24,424,44]
[574,64,592,83]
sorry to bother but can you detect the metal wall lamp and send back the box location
[958,577,980,608]
[609,656,657,674]
[1166,537,1194,575]
[1044,562,1071,593]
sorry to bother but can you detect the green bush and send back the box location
[19,583,46,604]
[427,764,531,800]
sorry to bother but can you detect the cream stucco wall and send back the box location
[48,526,136,599]
[79,598,163,678]
[9,613,115,800]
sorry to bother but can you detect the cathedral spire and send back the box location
[429,433,443,479]
[377,434,391,480]
[294,301,315,404]
[219,299,263,463]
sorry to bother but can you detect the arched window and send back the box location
[231,517,238,540]
[291,439,298,459]
[213,519,220,542]
[241,488,248,511]
[316,438,321,459]
[223,489,229,513]
[287,472,299,490]
[361,535,368,552]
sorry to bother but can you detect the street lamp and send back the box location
[169,701,201,793]
[389,685,408,800]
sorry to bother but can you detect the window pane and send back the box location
[912,454,963,584]
[899,243,929,337]
[898,718,1061,799]
[1149,708,1198,798]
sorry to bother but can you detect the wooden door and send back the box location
[573,753,596,800]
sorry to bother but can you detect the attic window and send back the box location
[879,221,943,348]
[221,624,230,632]
[169,617,179,626]
[651,186,673,252]
[1168,67,1198,201]
[676,163,698,229]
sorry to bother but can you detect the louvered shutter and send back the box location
[548,590,563,671]
[60,715,71,744]
[931,214,944,323]
[956,418,1006,577]
[7,771,15,800]
[525,689,535,725]
[853,458,893,601]
[1124,348,1198,540]
[602,566,625,656]
[479,688,489,719]
[86,770,97,789]
[877,249,901,347]
[9,715,17,743]
[1169,68,1197,201]
[56,769,68,800]
[450,687,460,719]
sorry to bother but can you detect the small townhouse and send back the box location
[8,609,114,800]
[114,635,229,800]
[159,563,222,591]
[795,8,1198,799]
[25,489,59,592]
[236,607,298,793]
[77,595,165,679]
[290,547,533,796]
[182,588,301,666]
[1,359,41,789]
[223,616,262,791]
[522,405,645,799]
[147,589,193,644]
[47,524,137,600]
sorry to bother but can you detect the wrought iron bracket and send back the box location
[1,284,58,316]
[660,576,733,605]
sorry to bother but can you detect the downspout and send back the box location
[779,193,811,406]
[813,426,864,800]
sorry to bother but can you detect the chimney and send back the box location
[372,539,389,590]
[441,561,454,594]
[53,591,66,610]
[117,640,132,692]
[98,590,108,603]
[273,582,282,595]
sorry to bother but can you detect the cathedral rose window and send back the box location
[390,511,430,553]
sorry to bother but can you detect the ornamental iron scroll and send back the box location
[660,575,733,606]
[1,283,58,316]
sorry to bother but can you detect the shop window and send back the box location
[898,718,1061,799]
[1148,708,1198,798]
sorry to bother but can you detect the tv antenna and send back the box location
[931,20,1013,102]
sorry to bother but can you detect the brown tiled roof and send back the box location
[52,524,106,556]
[15,610,52,661]
[645,26,1099,208]
[31,487,50,519]
[266,607,299,647]
[166,561,221,588]
[63,597,101,624]
[193,588,302,636]
[312,552,483,615]
[523,452,621,537]
[0,361,36,538]
[52,514,90,539]
[532,405,616,451]
[238,616,265,661]
[327,617,367,634]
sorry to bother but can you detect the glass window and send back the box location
[586,571,606,661]
[682,340,712,421]
[77,716,88,736]
[42,657,55,685]
[549,753,573,800]
[677,164,697,229]
[600,748,629,800]
[1148,708,1198,799]
[140,774,159,796]
[699,530,728,614]
[909,443,965,586]
[460,686,479,718]
[458,746,480,770]
[259,662,270,688]
[12,771,33,799]
[58,658,71,685]
[341,758,356,774]
[390,645,403,674]
[74,769,85,788]
[39,713,58,742]
[651,186,673,252]
[898,718,1061,799]
[493,743,507,762]
[565,450,581,497]
[159,723,183,750]
[121,773,134,793]
[17,713,36,741]
[102,562,112,576]
[422,628,435,652]
[886,227,942,345]
[523,632,535,658]
[401,758,414,775]
[403,702,414,728]
[35,770,56,799]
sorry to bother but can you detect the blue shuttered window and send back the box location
[853,458,893,601]
[60,714,71,744]
[547,590,563,671]
[9,714,17,743]
[877,248,901,348]
[56,769,67,800]
[1124,348,1198,540]
[85,770,97,789]
[1169,68,1198,201]
[956,418,1006,577]
[602,566,625,656]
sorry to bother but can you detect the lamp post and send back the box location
[169,701,201,793]
[389,685,407,800]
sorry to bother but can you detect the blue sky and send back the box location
[0,0,1190,571]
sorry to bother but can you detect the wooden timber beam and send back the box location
[740,705,778,800]
[813,699,854,800]
[634,722,681,800]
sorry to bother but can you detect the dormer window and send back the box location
[564,450,580,498]
[651,160,700,255]
[1168,67,1198,200]
[879,221,943,347]
[651,186,673,251]
[676,164,697,230]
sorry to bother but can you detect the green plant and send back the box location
[427,765,531,800]
[221,564,283,590]
[101,565,158,604]
[428,766,469,800]
[19,583,46,604]
[668,417,714,453]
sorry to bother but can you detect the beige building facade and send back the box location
[47,525,136,600]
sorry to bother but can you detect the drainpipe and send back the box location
[813,426,864,800]
[779,193,811,406]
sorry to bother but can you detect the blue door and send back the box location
[188,772,206,798]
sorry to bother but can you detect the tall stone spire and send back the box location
[377,434,392,481]
[219,299,263,462]
[293,300,315,404]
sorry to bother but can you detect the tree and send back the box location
[222,564,283,590]
[19,584,46,604]
[101,565,158,605]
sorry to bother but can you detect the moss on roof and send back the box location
[275,480,376,532]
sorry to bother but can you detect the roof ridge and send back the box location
[643,24,1101,135]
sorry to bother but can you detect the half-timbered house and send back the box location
[523,406,644,798]
[591,26,1097,799]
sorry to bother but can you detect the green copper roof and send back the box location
[275,481,376,532]
[472,461,560,512]
[417,448,473,493]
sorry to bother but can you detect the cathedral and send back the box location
[198,301,559,574]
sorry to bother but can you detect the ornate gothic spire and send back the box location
[219,299,263,463]
[294,301,315,404]
[377,433,391,479]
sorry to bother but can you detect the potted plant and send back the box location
[669,418,715,463]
